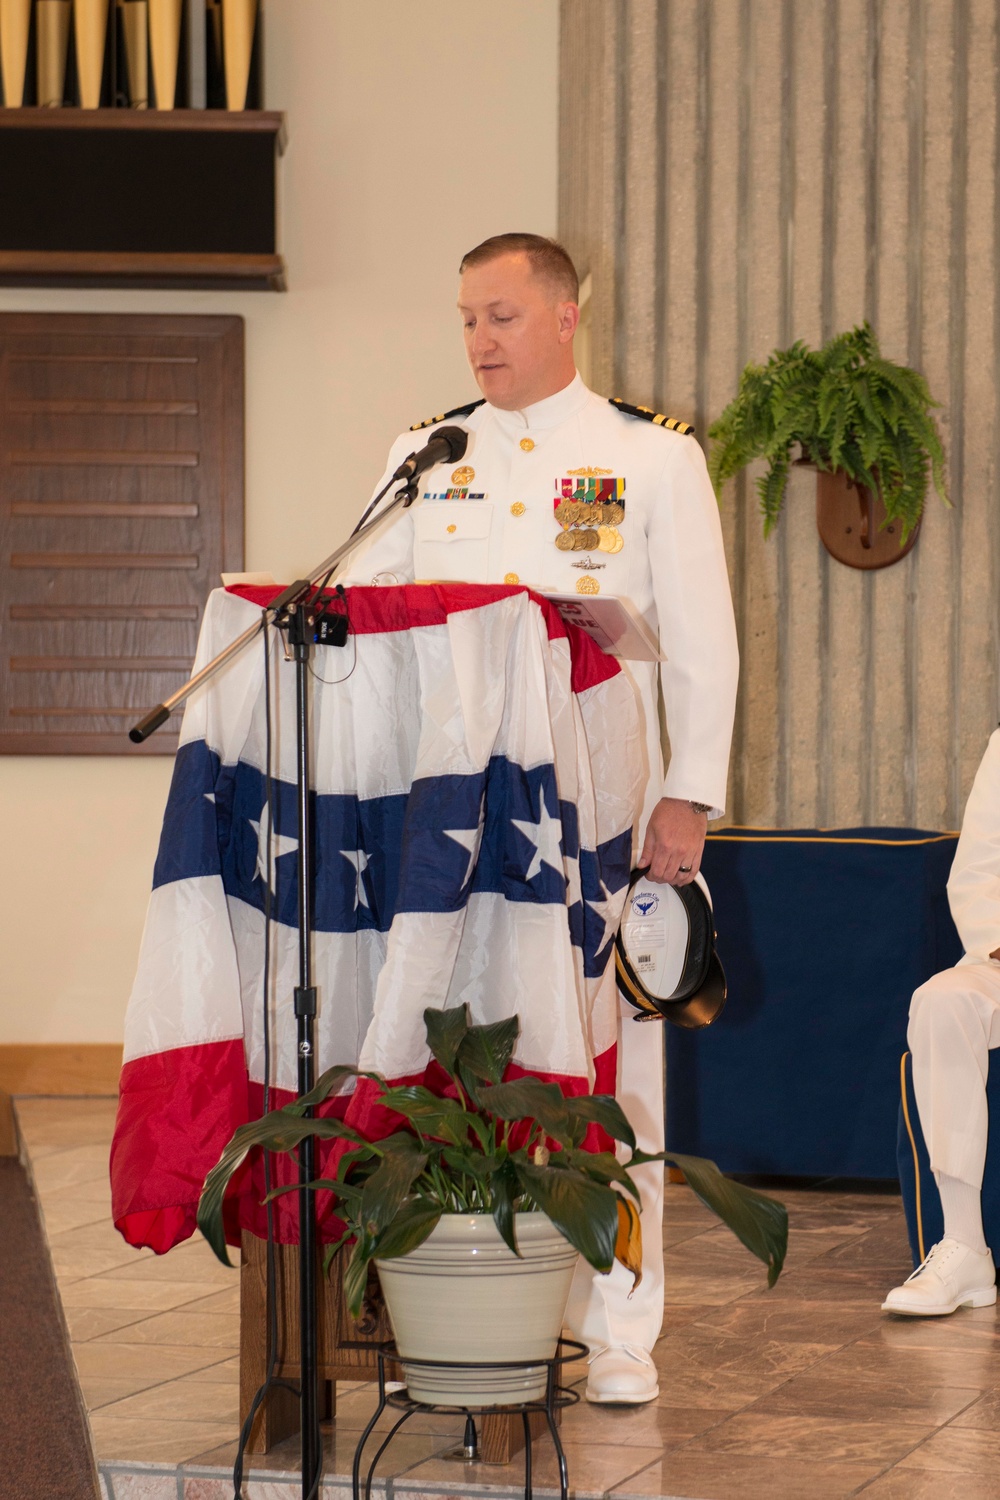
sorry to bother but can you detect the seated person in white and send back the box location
[883,729,1000,1315]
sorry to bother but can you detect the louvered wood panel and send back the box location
[0,314,244,753]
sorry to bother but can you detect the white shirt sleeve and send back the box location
[948,729,1000,961]
[337,432,419,586]
[646,435,739,818]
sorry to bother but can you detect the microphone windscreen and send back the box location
[433,425,469,463]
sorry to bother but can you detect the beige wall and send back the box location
[560,0,998,833]
[0,0,558,1044]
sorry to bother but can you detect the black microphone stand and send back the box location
[129,472,420,1500]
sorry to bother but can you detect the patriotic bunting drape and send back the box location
[110,583,642,1253]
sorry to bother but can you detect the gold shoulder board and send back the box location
[409,398,486,432]
[609,397,695,436]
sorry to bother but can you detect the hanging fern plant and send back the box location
[707,323,948,540]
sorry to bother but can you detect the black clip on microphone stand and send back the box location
[127,469,421,1500]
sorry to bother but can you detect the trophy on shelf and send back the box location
[120,0,148,107]
[0,0,32,106]
[148,0,180,107]
[37,0,72,106]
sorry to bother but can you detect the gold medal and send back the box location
[576,576,600,595]
[600,526,624,554]
[555,529,576,551]
[603,502,625,526]
[576,528,600,550]
[452,465,475,485]
[554,501,577,525]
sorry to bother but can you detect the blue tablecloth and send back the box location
[665,828,963,1180]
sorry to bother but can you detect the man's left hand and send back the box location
[639,797,708,885]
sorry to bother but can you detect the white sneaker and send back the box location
[882,1237,997,1316]
[584,1344,659,1404]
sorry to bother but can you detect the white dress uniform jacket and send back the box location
[343,373,740,1349]
[344,375,739,829]
[948,730,1000,963]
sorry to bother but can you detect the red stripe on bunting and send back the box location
[225,583,620,695]
[110,1037,618,1253]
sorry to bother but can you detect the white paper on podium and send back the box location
[543,593,664,662]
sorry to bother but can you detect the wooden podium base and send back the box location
[239,1232,552,1464]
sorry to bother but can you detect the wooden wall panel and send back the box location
[560,0,998,829]
[0,313,244,754]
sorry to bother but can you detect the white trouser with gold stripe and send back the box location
[909,959,1000,1190]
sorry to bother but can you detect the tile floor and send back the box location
[15,1096,1000,1499]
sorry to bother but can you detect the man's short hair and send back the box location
[459,233,580,303]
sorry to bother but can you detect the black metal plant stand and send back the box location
[351,1339,586,1500]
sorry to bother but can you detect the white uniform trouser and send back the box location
[563,991,665,1349]
[561,662,670,1351]
[909,960,1000,1190]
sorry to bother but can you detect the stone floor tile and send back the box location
[692,1296,882,1345]
[683,1411,936,1464]
[89,1414,237,1464]
[895,1422,1000,1472]
[98,1377,241,1425]
[27,1143,113,1191]
[92,1308,240,1350]
[67,1305,164,1342]
[749,1371,982,1426]
[60,1275,218,1312]
[100,1467,180,1499]
[608,1451,887,1499]
[184,1355,241,1385]
[398,1436,666,1497]
[73,1340,232,1383]
[857,1469,1000,1499]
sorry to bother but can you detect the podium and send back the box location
[111,582,642,1472]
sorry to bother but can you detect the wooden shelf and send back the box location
[0,110,286,291]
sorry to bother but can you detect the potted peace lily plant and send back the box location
[198,1006,788,1406]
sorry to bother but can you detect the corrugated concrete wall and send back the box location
[560,0,999,830]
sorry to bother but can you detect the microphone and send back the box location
[391,424,468,482]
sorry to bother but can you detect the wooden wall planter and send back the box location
[0,108,285,289]
[803,464,920,570]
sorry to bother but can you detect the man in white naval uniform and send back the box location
[344,234,739,1400]
[883,730,1000,1316]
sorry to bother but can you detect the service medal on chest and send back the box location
[553,472,626,560]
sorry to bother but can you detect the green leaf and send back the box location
[373,1199,442,1261]
[491,1158,521,1257]
[282,1064,366,1115]
[634,1149,788,1287]
[559,1148,641,1203]
[456,1015,520,1087]
[477,1078,573,1144]
[321,1225,352,1276]
[358,1135,428,1235]
[378,1085,471,1146]
[343,1238,375,1319]
[196,1111,371,1266]
[262,1175,366,1206]
[515,1161,619,1273]
[564,1094,637,1150]
[423,1005,470,1080]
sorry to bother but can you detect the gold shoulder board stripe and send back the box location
[609,397,695,436]
[409,397,487,432]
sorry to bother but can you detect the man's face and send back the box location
[457,252,578,410]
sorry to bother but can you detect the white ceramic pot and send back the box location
[375,1212,579,1407]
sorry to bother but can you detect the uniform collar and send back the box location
[488,372,592,433]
